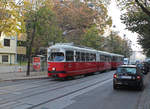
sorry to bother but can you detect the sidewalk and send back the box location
[0,65,30,73]
[138,72,150,109]
[0,71,48,81]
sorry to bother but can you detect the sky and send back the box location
[108,0,142,52]
[108,0,146,61]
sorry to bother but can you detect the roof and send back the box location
[110,53,124,57]
[48,43,124,57]
[119,65,136,68]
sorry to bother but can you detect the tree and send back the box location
[31,6,65,56]
[121,10,150,56]
[117,0,150,56]
[117,0,150,15]
[24,0,63,76]
[105,31,132,57]
[53,1,112,44]
[81,25,105,50]
[0,0,24,36]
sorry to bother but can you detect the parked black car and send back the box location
[142,62,149,74]
[113,65,144,90]
[136,62,149,75]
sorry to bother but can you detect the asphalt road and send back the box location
[0,71,143,109]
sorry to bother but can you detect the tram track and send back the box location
[0,72,113,108]
[28,78,112,109]
[0,71,113,94]
[0,79,59,95]
[0,71,109,96]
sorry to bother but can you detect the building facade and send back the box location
[0,33,26,64]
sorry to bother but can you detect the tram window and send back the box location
[91,54,96,62]
[105,56,107,62]
[76,52,80,62]
[66,51,74,61]
[115,57,118,61]
[118,57,120,62]
[113,56,117,62]
[94,54,96,61]
[109,56,111,62]
[112,56,114,61]
[81,52,85,61]
[86,53,90,62]
[119,57,122,62]
[100,55,105,62]
[110,57,112,62]
[106,56,108,62]
[117,57,120,62]
[115,57,117,61]
[114,57,116,62]
[121,57,123,61]
[104,55,106,62]
[49,52,64,62]
[108,56,111,62]
[107,56,111,62]
[99,55,101,62]
[89,54,93,61]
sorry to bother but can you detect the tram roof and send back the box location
[110,53,124,57]
[48,43,124,57]
[49,43,98,53]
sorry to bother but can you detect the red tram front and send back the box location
[47,44,98,78]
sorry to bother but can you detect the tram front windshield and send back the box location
[49,52,64,62]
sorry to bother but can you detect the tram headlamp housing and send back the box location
[52,67,56,71]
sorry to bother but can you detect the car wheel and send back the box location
[113,83,118,90]
[138,82,144,91]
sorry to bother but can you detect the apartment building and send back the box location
[0,33,26,64]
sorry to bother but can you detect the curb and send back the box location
[0,76,49,82]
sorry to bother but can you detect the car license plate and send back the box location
[121,76,131,79]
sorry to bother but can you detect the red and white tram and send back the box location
[47,43,124,79]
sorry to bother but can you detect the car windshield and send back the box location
[48,52,64,62]
[117,67,136,74]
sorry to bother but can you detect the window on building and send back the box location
[66,51,74,61]
[4,39,10,46]
[2,55,8,62]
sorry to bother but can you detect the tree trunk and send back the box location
[26,19,36,76]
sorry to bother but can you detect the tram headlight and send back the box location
[52,67,56,71]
